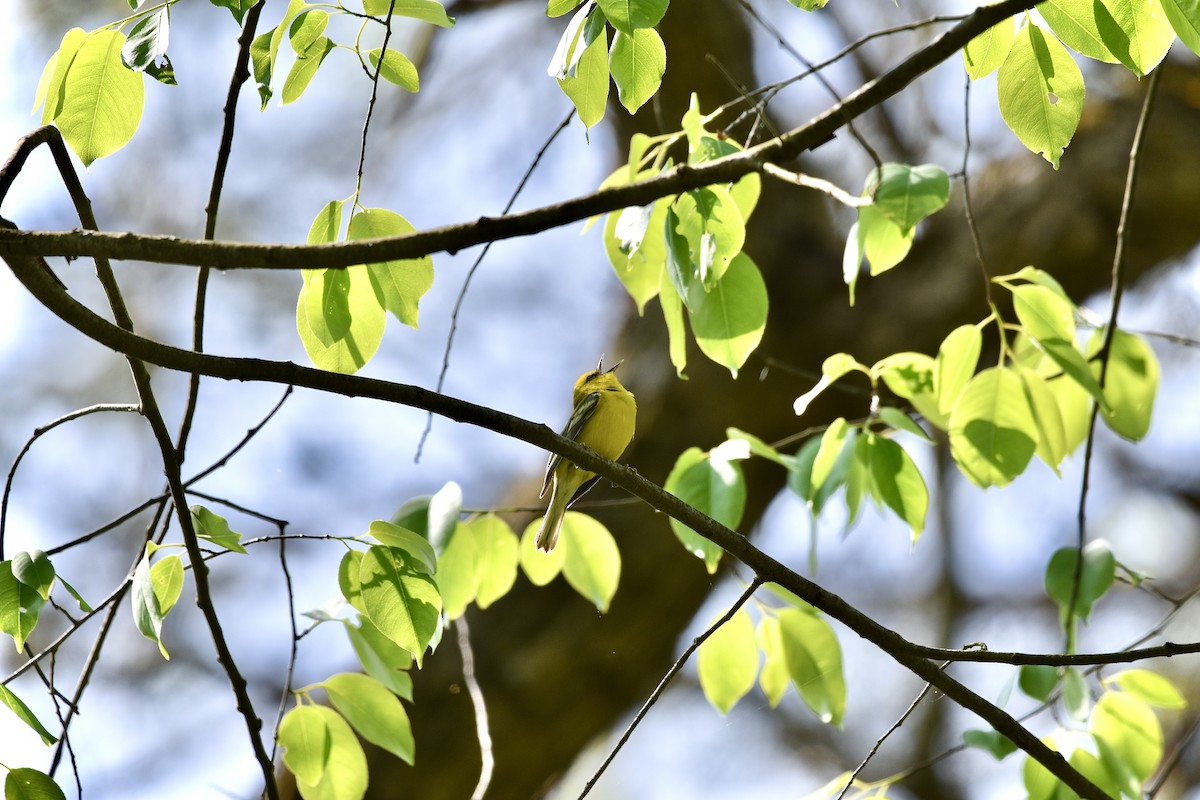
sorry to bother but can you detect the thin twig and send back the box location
[457,617,494,800]
[761,162,869,207]
[1068,66,1162,651]
[578,578,764,799]
[270,520,298,763]
[178,1,266,456]
[1,403,139,554]
[836,663,947,800]
[959,71,992,306]
[415,110,575,461]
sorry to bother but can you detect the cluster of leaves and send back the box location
[965,0,1200,168]
[961,543,1186,798]
[548,0,668,127]
[598,96,768,377]
[697,584,846,726]
[248,0,453,109]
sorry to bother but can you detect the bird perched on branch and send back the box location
[535,359,637,552]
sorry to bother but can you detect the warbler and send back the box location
[535,359,637,552]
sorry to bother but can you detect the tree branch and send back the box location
[0,0,1036,270]
[1,225,1117,799]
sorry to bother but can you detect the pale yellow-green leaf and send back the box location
[697,608,759,714]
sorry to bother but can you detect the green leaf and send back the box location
[1095,0,1175,76]
[1091,691,1162,780]
[1012,284,1077,344]
[685,252,767,378]
[132,548,182,660]
[519,518,567,585]
[12,550,54,601]
[368,48,419,92]
[1018,664,1060,701]
[948,366,1039,488]
[348,208,434,329]
[557,27,609,129]
[290,9,329,56]
[777,607,846,726]
[757,616,789,707]
[1038,337,1111,414]
[1063,665,1091,721]
[38,28,87,124]
[391,482,461,549]
[209,0,258,24]
[865,163,950,234]
[368,521,437,575]
[345,616,414,700]
[1017,367,1068,472]
[1105,668,1187,709]
[963,729,1018,760]
[290,706,369,800]
[935,325,981,419]
[864,433,928,540]
[876,352,942,427]
[1045,540,1115,624]
[0,684,58,745]
[877,406,932,442]
[338,550,366,612]
[856,204,915,275]
[297,265,385,373]
[250,30,275,108]
[1039,0,1120,61]
[548,2,605,79]
[282,35,334,104]
[150,555,184,618]
[3,768,66,800]
[322,672,414,765]
[279,705,330,787]
[659,270,688,376]
[811,418,850,492]
[190,505,248,553]
[795,353,866,416]
[561,513,622,612]
[1092,329,1158,441]
[0,560,45,653]
[358,545,442,666]
[121,8,171,74]
[469,515,520,608]
[664,205,696,304]
[665,447,745,573]
[997,22,1084,169]
[54,30,145,165]
[697,608,759,714]
[364,0,455,26]
[59,576,92,613]
[596,0,669,33]
[964,16,1017,78]
[725,427,789,467]
[1161,0,1200,54]
[436,515,520,618]
[549,0,587,16]
[609,28,665,113]
[604,200,666,312]
[675,186,745,287]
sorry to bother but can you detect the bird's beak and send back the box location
[605,360,622,373]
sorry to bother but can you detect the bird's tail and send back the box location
[535,483,568,552]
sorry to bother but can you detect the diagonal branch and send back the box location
[0,0,1036,270]
[1,229,1112,799]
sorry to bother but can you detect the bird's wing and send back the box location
[540,391,600,498]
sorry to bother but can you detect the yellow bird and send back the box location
[535,359,637,552]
